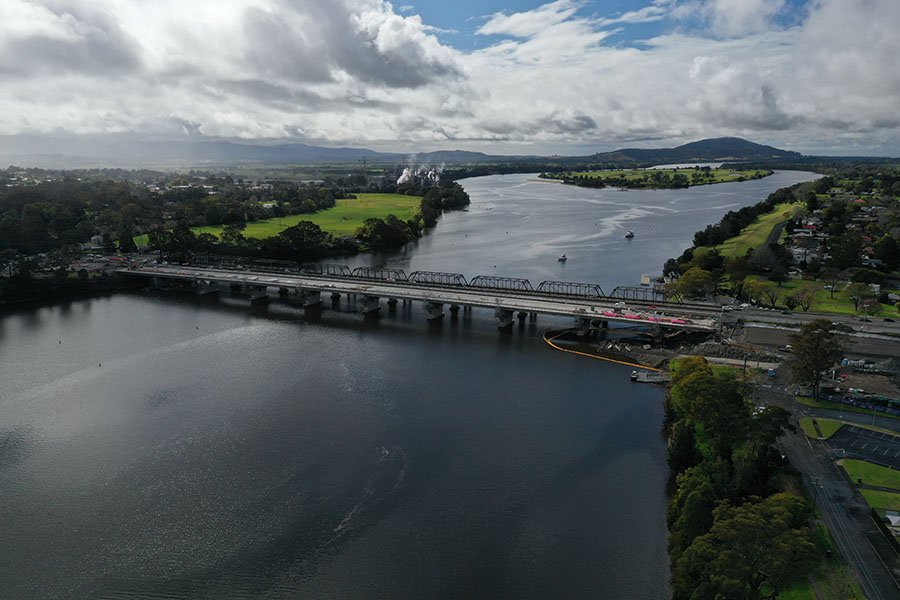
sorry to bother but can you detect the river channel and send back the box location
[0,171,816,599]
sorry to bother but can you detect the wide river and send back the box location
[1,171,815,599]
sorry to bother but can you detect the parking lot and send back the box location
[830,425,900,469]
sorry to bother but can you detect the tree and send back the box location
[743,279,766,306]
[788,285,816,311]
[675,369,751,459]
[762,283,780,308]
[117,223,137,253]
[0,248,17,276]
[845,282,869,311]
[788,319,846,401]
[804,190,820,212]
[768,264,789,287]
[822,267,842,299]
[220,222,247,246]
[672,493,816,600]
[749,245,777,272]
[677,267,714,299]
[874,235,899,270]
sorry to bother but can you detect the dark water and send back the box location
[0,171,815,599]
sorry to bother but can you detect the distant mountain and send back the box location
[591,137,800,164]
[0,134,799,169]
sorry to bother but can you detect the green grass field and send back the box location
[740,275,899,316]
[798,418,843,439]
[692,202,797,259]
[191,193,422,240]
[861,489,900,511]
[562,167,768,187]
[842,459,900,489]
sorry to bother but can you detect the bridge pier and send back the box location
[150,276,182,291]
[653,325,665,344]
[574,316,591,337]
[244,284,268,301]
[387,298,399,306]
[298,288,322,307]
[192,279,219,295]
[359,295,380,314]
[449,304,461,313]
[494,308,515,328]
[424,301,444,321]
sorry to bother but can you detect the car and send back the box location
[781,310,792,315]
[858,317,872,322]
[885,318,896,322]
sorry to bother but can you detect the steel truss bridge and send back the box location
[118,257,718,333]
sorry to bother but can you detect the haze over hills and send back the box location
[0,136,816,170]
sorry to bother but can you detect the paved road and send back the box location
[759,386,900,599]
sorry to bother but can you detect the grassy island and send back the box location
[541,166,772,189]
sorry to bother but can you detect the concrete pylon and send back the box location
[424,301,444,320]
[299,289,322,307]
[359,295,380,313]
[574,316,590,336]
[495,308,515,328]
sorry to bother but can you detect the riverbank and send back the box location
[0,271,144,307]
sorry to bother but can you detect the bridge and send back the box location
[117,258,719,335]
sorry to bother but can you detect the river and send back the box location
[0,171,816,599]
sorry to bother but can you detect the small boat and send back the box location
[558,253,567,261]
[630,370,638,381]
[625,230,635,238]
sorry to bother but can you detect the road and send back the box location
[758,384,900,600]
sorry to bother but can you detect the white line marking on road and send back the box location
[861,442,869,450]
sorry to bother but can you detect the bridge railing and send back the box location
[300,263,353,277]
[351,266,408,281]
[536,280,604,297]
[408,271,468,286]
[609,286,668,302]
[469,275,534,292]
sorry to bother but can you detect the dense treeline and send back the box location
[0,168,470,263]
[0,260,140,304]
[691,186,798,248]
[665,357,816,598]
[147,180,470,262]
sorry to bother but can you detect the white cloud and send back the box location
[0,0,898,155]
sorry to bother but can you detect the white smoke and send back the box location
[396,156,441,185]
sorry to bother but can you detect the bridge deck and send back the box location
[119,265,718,332]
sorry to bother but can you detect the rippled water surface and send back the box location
[0,171,816,599]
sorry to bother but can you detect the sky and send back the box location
[2,0,900,157]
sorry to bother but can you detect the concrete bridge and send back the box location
[118,261,719,335]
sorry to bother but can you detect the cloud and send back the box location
[0,0,898,155]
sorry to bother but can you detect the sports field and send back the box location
[192,193,421,239]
